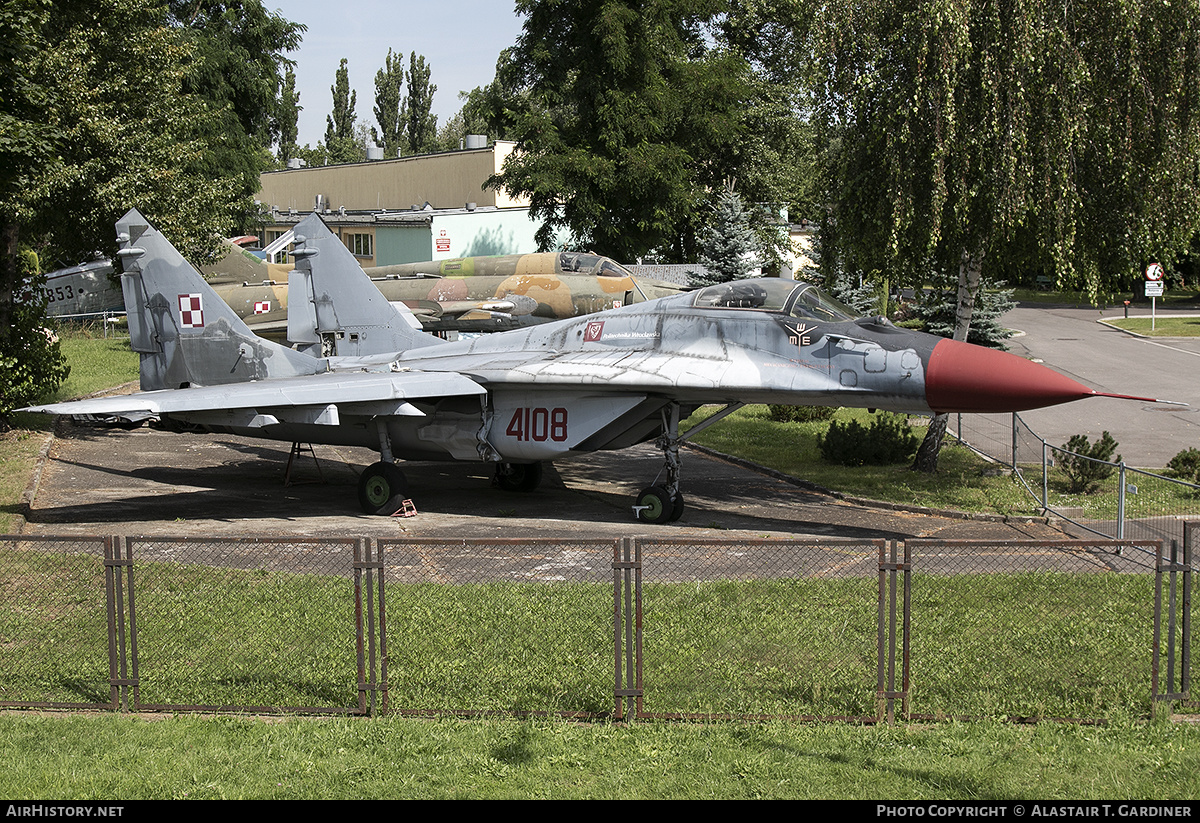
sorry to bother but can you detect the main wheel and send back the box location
[494,461,543,492]
[358,461,409,515]
[635,485,676,525]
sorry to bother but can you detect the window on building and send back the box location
[346,233,374,258]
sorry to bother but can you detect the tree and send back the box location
[0,0,64,423]
[372,49,404,158]
[1,0,247,419]
[164,0,305,222]
[487,0,759,262]
[904,276,1016,350]
[325,58,361,164]
[807,0,1200,472]
[276,66,300,165]
[404,51,438,155]
[437,86,501,152]
[689,186,762,287]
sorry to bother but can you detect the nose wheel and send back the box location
[631,401,743,525]
[634,485,685,524]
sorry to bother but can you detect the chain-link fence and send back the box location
[902,539,1161,720]
[377,538,617,717]
[123,536,374,713]
[951,413,1200,548]
[631,537,884,719]
[0,536,117,709]
[1,533,1193,721]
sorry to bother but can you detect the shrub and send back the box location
[1165,448,1200,484]
[819,413,919,466]
[1058,432,1120,494]
[767,404,839,424]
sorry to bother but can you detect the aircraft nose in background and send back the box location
[924,338,1104,413]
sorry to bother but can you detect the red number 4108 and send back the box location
[505,407,568,442]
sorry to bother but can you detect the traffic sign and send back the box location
[1145,281,1164,297]
[1145,263,1164,281]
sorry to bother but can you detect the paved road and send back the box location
[963,303,1200,469]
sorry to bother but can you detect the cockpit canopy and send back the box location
[691,279,858,322]
[558,252,634,278]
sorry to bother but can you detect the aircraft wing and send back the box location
[23,370,486,420]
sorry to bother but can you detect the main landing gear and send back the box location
[493,461,544,492]
[632,402,745,525]
[358,461,409,515]
[358,419,410,515]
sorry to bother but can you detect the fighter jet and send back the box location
[212,250,684,337]
[20,210,1163,524]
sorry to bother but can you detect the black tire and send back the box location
[669,491,685,522]
[358,461,409,515]
[635,485,674,524]
[494,462,543,492]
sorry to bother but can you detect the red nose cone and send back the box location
[925,338,1098,413]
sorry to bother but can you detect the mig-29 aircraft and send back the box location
[21,209,1163,523]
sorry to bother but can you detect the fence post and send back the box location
[1154,535,1192,708]
[1117,463,1127,540]
[1011,413,1019,471]
[1185,523,1195,699]
[1041,441,1049,511]
[877,540,909,724]
[613,537,642,720]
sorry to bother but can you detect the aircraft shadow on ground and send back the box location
[35,431,908,538]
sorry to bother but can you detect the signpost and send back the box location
[1145,263,1165,331]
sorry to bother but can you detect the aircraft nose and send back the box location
[924,338,1101,413]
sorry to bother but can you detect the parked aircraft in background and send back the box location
[40,259,122,318]
[212,250,686,337]
[21,210,1165,524]
[43,236,682,336]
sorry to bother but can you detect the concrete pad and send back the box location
[19,419,1071,543]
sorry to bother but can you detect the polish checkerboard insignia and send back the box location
[178,293,204,328]
[254,301,271,315]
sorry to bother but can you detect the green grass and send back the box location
[1012,286,1200,309]
[2,548,1173,721]
[3,545,1199,799]
[0,712,1198,799]
[1102,316,1200,337]
[1,328,138,532]
[684,406,1038,515]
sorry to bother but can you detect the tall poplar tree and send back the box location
[404,51,438,155]
[372,48,404,158]
[276,66,300,164]
[325,58,360,164]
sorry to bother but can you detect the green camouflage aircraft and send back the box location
[208,250,686,336]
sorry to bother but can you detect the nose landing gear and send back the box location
[632,401,743,525]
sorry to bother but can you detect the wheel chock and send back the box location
[391,499,418,518]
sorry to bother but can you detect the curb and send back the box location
[682,442,1051,526]
[17,431,55,534]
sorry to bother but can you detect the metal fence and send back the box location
[1,532,1193,722]
[949,413,1200,548]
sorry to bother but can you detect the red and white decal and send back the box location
[178,293,204,328]
[253,301,271,314]
[505,407,568,442]
[584,321,604,342]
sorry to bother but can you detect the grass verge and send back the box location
[1102,316,1200,337]
[0,712,1198,799]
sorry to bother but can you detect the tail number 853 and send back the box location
[505,407,568,442]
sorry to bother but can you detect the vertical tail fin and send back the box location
[286,212,445,358]
[116,209,325,391]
